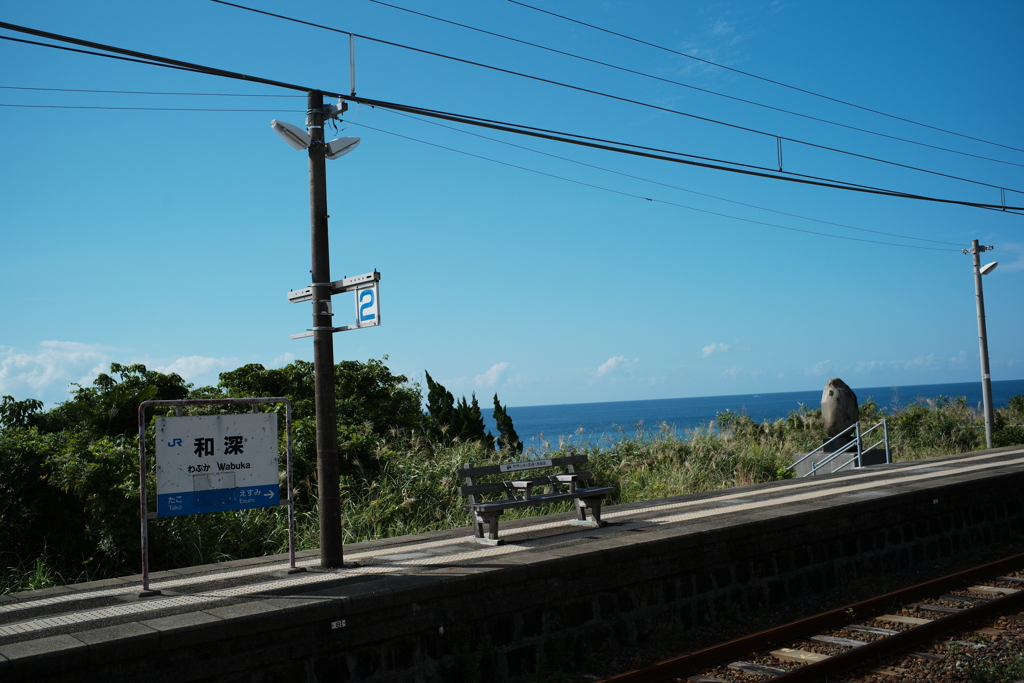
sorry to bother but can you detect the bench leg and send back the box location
[571,497,606,527]
[486,514,500,540]
[473,512,487,540]
[471,511,503,543]
[587,499,603,525]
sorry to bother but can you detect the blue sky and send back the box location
[1,0,1022,409]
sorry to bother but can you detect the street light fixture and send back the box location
[270,93,359,568]
[325,137,360,160]
[270,120,311,151]
[964,239,997,449]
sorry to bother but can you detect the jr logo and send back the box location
[358,289,376,322]
[168,438,183,447]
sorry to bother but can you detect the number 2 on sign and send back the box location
[358,288,376,323]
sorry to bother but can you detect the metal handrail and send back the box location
[860,420,891,464]
[807,424,860,476]
[787,422,858,471]
[788,419,891,477]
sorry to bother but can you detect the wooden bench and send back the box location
[458,452,614,545]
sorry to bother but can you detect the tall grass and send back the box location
[3,395,1021,594]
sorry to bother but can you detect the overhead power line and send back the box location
[0,85,966,244]
[353,119,956,252]
[0,34,207,75]
[507,0,1024,156]
[0,85,302,98]
[1,21,1020,212]
[379,108,964,247]
[206,1,1019,194]
[366,0,1024,170]
[348,96,1024,212]
[0,103,297,112]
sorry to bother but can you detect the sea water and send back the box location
[495,379,1024,451]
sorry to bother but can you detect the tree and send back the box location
[424,374,492,445]
[47,363,191,437]
[0,396,44,431]
[493,394,522,454]
[456,393,490,446]
[217,358,423,479]
[424,371,457,443]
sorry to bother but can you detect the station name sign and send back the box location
[155,413,280,517]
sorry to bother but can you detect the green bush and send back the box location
[3,365,1023,595]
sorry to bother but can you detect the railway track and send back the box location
[600,553,1024,683]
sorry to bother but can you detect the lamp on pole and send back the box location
[272,91,360,568]
[964,239,997,449]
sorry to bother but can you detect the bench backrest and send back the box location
[458,453,592,501]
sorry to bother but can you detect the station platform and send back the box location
[2,445,1023,682]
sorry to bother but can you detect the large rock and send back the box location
[821,378,858,437]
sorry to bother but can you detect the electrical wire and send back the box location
[0,103,298,112]
[350,119,957,252]
[350,96,1024,212]
[507,0,1024,156]
[1,21,1020,212]
[366,0,1024,170]
[0,35,206,75]
[378,107,965,247]
[0,85,302,98]
[206,1,1020,194]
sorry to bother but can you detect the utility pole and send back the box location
[965,239,996,449]
[308,90,344,567]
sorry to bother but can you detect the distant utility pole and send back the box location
[964,239,996,449]
[308,90,344,567]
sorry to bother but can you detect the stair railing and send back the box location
[786,419,890,477]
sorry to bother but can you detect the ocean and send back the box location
[496,379,1024,451]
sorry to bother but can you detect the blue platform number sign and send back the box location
[355,282,380,328]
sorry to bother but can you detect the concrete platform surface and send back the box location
[2,445,1022,682]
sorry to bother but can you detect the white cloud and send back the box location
[995,241,1024,273]
[853,355,944,374]
[0,341,112,405]
[474,362,509,389]
[805,360,835,376]
[721,365,744,379]
[701,343,730,358]
[595,356,639,378]
[709,19,734,37]
[153,356,238,385]
[272,351,297,367]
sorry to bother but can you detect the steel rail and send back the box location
[600,551,1024,683]
[774,586,1024,682]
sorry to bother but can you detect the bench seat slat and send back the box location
[459,470,593,496]
[458,454,587,478]
[465,486,615,512]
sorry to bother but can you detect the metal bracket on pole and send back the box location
[288,271,381,339]
[287,271,380,304]
[349,33,356,96]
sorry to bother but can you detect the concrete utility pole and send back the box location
[965,239,996,449]
[308,90,344,567]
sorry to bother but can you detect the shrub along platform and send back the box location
[2,445,1022,682]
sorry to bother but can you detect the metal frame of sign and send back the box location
[288,270,381,339]
[137,397,296,594]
